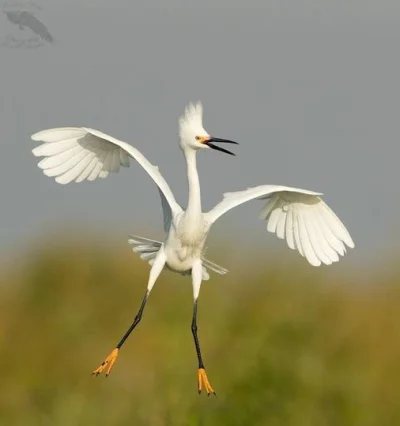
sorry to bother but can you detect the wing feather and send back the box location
[312,212,340,263]
[120,150,130,167]
[43,149,88,178]
[33,138,78,157]
[38,144,82,170]
[319,203,354,248]
[32,128,84,143]
[285,204,295,250]
[266,200,283,234]
[110,149,120,173]
[54,151,94,185]
[293,208,305,257]
[276,208,287,240]
[88,151,107,181]
[205,185,354,267]
[297,207,320,266]
[259,193,279,219]
[32,127,183,225]
[303,206,332,265]
[76,153,98,183]
[100,152,114,178]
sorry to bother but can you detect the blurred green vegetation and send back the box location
[1,235,399,426]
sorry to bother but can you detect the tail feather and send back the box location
[128,234,228,280]
[128,235,161,266]
[201,258,229,275]
[128,235,163,245]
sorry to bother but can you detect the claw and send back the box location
[197,368,216,396]
[92,348,119,377]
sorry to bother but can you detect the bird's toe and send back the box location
[197,368,216,396]
[92,348,119,377]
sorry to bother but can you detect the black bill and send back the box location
[206,137,239,156]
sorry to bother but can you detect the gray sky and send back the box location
[1,0,400,270]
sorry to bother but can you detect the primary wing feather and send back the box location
[205,185,354,267]
[31,127,182,226]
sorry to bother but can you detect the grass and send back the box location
[0,235,399,425]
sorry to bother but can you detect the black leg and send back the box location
[191,299,216,395]
[92,289,149,377]
[191,299,205,369]
[116,290,149,350]
[93,250,166,378]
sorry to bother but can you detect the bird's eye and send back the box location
[195,136,200,141]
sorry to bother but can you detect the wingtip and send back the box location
[308,257,322,267]
[31,132,41,141]
[31,146,42,156]
[54,176,69,185]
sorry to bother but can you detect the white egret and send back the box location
[31,102,354,395]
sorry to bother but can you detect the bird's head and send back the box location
[179,102,238,156]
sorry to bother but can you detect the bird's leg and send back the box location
[93,247,166,377]
[191,261,216,396]
[92,290,148,377]
[192,300,216,396]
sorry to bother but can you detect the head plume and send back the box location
[179,101,204,141]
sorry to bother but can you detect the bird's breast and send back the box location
[176,214,207,247]
[164,215,208,273]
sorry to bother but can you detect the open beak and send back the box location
[205,137,239,156]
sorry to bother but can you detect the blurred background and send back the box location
[1,1,400,425]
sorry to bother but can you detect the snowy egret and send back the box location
[31,102,354,395]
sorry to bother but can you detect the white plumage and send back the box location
[31,105,354,270]
[30,102,354,392]
[204,185,353,267]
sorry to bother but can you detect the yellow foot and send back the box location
[197,368,216,396]
[92,348,119,377]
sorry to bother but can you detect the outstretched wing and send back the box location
[205,185,354,267]
[19,11,53,42]
[31,127,183,228]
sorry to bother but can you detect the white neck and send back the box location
[184,149,202,217]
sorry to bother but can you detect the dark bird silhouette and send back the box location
[4,10,53,43]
